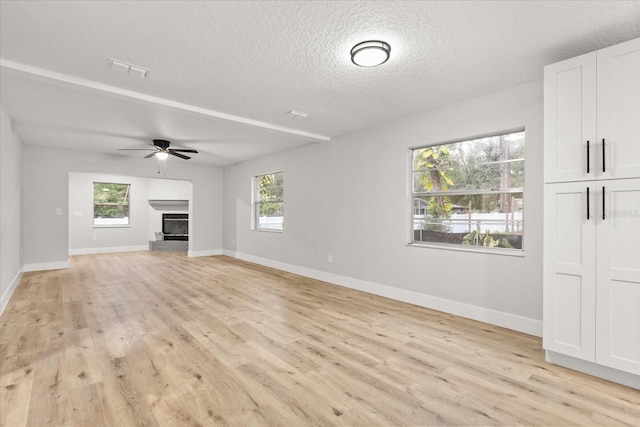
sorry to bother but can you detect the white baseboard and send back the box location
[188,249,223,258]
[546,351,640,390]
[22,260,70,272]
[223,250,542,337]
[0,270,23,315]
[69,245,148,255]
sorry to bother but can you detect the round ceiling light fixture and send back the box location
[156,151,169,160]
[350,40,391,67]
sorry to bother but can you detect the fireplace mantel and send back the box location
[148,199,188,209]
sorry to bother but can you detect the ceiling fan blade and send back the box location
[119,140,197,159]
[170,149,199,153]
[169,151,191,160]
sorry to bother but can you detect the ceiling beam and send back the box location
[0,58,331,143]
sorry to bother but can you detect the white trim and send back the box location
[0,59,330,143]
[22,260,70,272]
[69,245,148,255]
[188,249,223,258]
[407,242,525,257]
[223,250,542,337]
[409,126,527,151]
[0,270,23,315]
[546,351,640,390]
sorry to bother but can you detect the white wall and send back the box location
[223,81,544,335]
[68,173,192,253]
[147,178,191,242]
[0,105,23,313]
[69,173,150,253]
[23,146,223,269]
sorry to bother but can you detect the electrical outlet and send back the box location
[328,254,333,264]
[92,235,97,241]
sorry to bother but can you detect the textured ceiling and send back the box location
[1,1,639,166]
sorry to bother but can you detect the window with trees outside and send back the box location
[411,130,524,251]
[93,182,131,226]
[253,172,284,231]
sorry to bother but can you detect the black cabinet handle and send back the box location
[602,186,606,220]
[587,141,590,174]
[602,139,606,173]
[586,187,590,220]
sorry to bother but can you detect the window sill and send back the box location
[252,228,283,233]
[92,225,131,228]
[407,242,524,257]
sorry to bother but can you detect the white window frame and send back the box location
[252,171,284,232]
[409,128,525,254]
[93,182,131,227]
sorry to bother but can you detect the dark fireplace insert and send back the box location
[162,213,188,241]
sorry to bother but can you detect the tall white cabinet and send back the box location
[543,37,640,388]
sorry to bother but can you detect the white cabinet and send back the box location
[544,180,640,374]
[544,53,596,183]
[597,40,640,180]
[544,38,640,183]
[543,182,596,361]
[596,179,640,374]
[544,37,640,384]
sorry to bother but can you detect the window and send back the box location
[93,182,130,226]
[253,172,284,231]
[411,130,525,251]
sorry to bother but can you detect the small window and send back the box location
[411,130,525,251]
[93,182,130,226]
[253,172,284,231]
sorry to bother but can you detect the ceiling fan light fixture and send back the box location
[350,40,391,67]
[119,139,197,160]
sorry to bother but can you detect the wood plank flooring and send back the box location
[1,252,639,426]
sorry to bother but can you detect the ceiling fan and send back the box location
[119,139,199,160]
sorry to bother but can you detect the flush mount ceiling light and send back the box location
[350,40,391,67]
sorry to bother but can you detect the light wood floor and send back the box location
[1,253,638,426]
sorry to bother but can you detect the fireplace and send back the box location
[162,213,188,241]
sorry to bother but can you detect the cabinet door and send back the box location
[543,182,597,360]
[597,38,640,180]
[596,179,640,374]
[544,53,597,183]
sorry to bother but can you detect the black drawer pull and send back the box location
[586,187,590,220]
[602,186,606,220]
